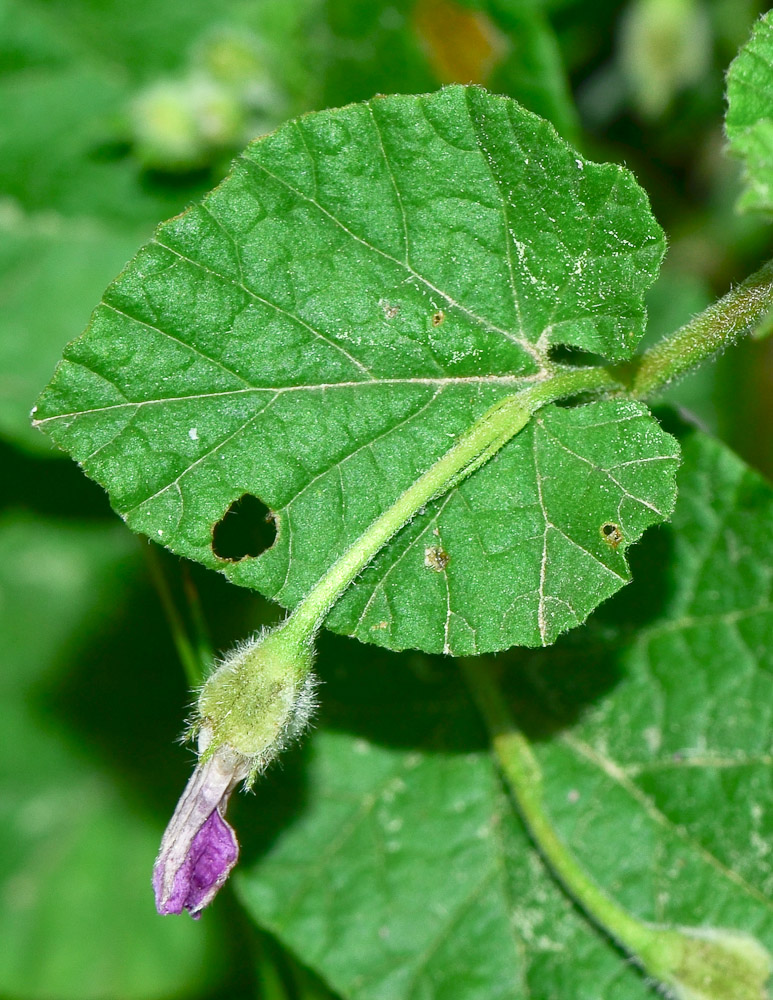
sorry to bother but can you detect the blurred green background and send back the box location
[2,0,773,997]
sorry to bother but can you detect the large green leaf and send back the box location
[236,428,773,1000]
[35,87,674,654]
[726,10,773,214]
[0,515,221,999]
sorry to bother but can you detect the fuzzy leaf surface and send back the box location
[237,430,773,1000]
[726,10,773,214]
[35,86,671,653]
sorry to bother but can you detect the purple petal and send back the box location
[153,736,249,917]
[154,808,239,917]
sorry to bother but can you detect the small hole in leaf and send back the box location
[548,343,605,367]
[431,310,445,326]
[600,522,623,549]
[212,494,277,562]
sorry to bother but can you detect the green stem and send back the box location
[282,366,618,646]
[144,544,204,687]
[459,658,654,956]
[632,257,773,398]
[180,564,214,678]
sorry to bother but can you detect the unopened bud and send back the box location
[197,625,316,775]
[130,76,244,171]
[643,923,772,1000]
[154,623,316,916]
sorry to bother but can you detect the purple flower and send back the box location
[153,731,250,918]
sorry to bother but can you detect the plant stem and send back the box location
[281,366,618,646]
[144,544,204,687]
[180,564,214,678]
[632,258,773,397]
[458,657,654,956]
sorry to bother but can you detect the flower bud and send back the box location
[154,624,316,916]
[130,76,244,172]
[196,626,316,774]
[643,923,772,1000]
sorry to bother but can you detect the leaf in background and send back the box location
[0,204,147,454]
[413,0,510,87]
[236,428,773,1000]
[0,515,222,1000]
[726,9,773,214]
[0,0,231,454]
[477,0,580,141]
[0,0,306,455]
[35,87,674,653]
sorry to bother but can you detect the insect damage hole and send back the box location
[600,522,623,549]
[212,494,277,562]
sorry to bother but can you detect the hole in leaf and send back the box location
[548,343,606,367]
[212,494,277,562]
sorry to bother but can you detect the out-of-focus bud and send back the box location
[192,27,268,93]
[130,76,244,172]
[154,625,316,916]
[619,0,711,119]
[643,922,772,1000]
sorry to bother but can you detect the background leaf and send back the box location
[35,87,672,654]
[726,10,773,214]
[0,515,223,999]
[236,426,773,1000]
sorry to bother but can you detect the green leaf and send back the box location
[35,86,673,654]
[0,203,146,454]
[236,428,773,1000]
[481,0,580,142]
[0,0,234,453]
[726,10,773,214]
[0,514,222,1000]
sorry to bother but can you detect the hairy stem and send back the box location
[282,366,618,646]
[458,658,653,955]
[632,257,773,397]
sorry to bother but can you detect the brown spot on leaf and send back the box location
[431,310,445,326]
[600,522,623,549]
[424,545,450,572]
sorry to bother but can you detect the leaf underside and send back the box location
[35,85,673,653]
[726,10,773,214]
[237,430,773,1000]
